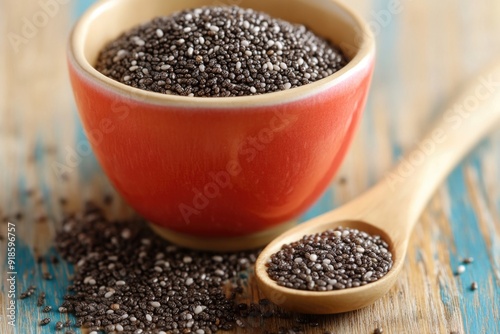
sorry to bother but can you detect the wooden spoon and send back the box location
[255,61,500,314]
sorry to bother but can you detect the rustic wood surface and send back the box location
[1,0,499,333]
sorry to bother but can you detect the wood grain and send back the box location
[1,0,499,333]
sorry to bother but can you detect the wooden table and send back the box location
[1,1,499,333]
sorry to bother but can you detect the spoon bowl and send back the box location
[256,219,404,314]
[255,60,500,314]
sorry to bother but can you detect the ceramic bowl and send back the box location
[68,0,375,250]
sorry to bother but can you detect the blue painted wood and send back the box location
[300,188,335,221]
[447,162,500,334]
[72,0,95,20]
[5,238,75,334]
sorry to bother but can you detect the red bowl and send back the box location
[68,0,375,250]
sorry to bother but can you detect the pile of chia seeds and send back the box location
[267,227,393,291]
[95,6,348,97]
[55,203,259,334]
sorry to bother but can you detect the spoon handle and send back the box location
[361,61,500,241]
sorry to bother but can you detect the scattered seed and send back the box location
[259,299,270,306]
[103,194,113,205]
[236,319,245,328]
[456,265,466,275]
[55,321,64,330]
[54,203,261,333]
[463,257,474,264]
[42,305,52,312]
[471,282,478,291]
[39,318,51,326]
[20,285,36,299]
[374,328,383,334]
[37,292,46,306]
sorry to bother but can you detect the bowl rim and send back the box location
[68,0,375,109]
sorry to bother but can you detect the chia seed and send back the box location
[259,298,270,306]
[55,203,261,333]
[39,318,51,326]
[103,194,113,206]
[55,321,64,330]
[267,227,393,291]
[37,292,46,306]
[20,285,36,299]
[95,6,347,97]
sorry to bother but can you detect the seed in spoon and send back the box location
[266,227,393,291]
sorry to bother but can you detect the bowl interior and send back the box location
[73,0,372,103]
